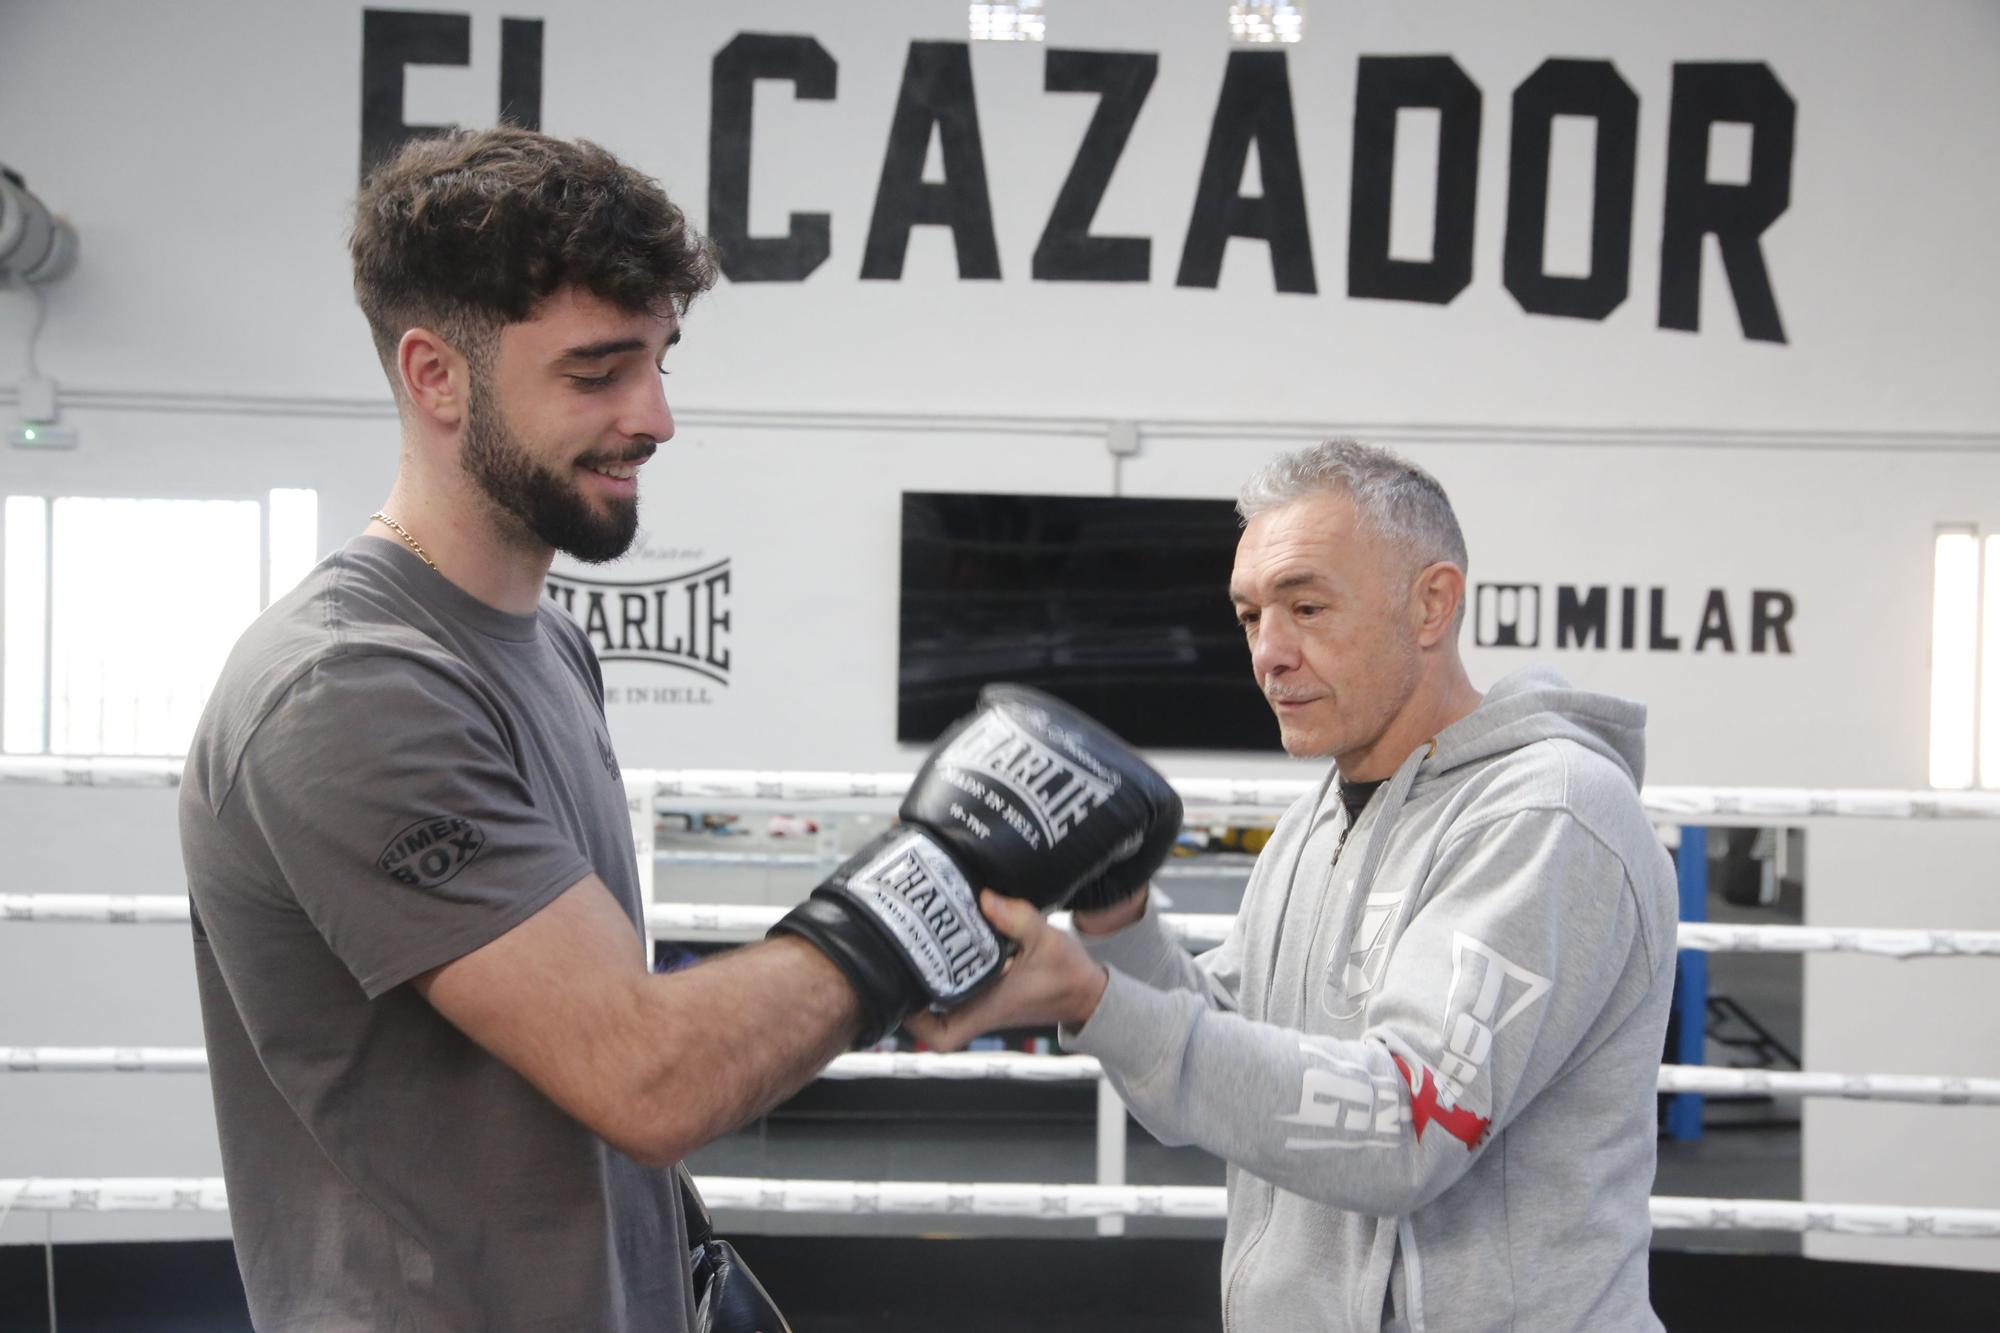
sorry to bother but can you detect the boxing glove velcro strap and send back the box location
[768,896,909,1046]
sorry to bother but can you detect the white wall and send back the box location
[2,0,1998,1262]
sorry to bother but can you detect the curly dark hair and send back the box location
[350,126,717,380]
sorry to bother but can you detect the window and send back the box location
[1928,525,2000,790]
[1,490,318,756]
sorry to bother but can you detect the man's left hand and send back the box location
[903,891,1109,1051]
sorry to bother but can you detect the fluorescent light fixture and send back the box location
[1929,528,1979,789]
[1982,536,2000,789]
[3,496,49,753]
[268,488,320,602]
[1230,1,1304,44]
[970,2,1044,42]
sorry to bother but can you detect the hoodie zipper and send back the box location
[1223,771,1342,1333]
[1223,743,1436,1332]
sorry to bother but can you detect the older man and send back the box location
[912,440,1679,1333]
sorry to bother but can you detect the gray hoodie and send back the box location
[1067,666,1677,1333]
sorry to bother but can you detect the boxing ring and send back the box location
[5,757,2000,1251]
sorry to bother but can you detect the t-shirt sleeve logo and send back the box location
[377,816,487,887]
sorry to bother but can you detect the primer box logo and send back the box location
[378,816,486,888]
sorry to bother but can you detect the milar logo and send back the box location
[1474,583,1795,654]
[546,559,733,685]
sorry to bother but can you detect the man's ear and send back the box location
[1411,561,1466,648]
[397,327,469,429]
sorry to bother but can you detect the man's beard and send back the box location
[461,384,644,565]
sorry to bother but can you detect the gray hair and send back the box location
[1236,438,1468,579]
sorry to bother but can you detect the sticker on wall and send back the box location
[547,553,732,706]
[1473,582,1796,655]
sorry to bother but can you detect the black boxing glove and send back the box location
[906,683,1181,914]
[680,1165,794,1333]
[770,683,1180,1043]
[771,826,1003,1046]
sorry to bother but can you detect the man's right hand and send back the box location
[905,891,1113,1052]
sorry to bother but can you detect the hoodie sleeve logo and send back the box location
[377,816,487,887]
[1438,932,1552,1099]
[1393,1053,1493,1151]
[1277,1041,1409,1149]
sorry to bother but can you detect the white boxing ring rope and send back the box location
[8,893,2000,960]
[13,755,2000,823]
[10,1046,2000,1109]
[7,761,2000,1246]
[8,901,2000,1239]
[3,1176,1999,1240]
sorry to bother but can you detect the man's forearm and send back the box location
[631,935,861,1163]
[1072,887,1226,1008]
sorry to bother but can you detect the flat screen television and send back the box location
[898,492,1280,752]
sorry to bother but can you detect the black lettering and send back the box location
[1619,586,1638,651]
[359,9,470,181]
[1659,63,1795,343]
[705,570,733,671]
[1503,60,1638,321]
[619,593,649,652]
[945,936,983,981]
[1348,56,1481,305]
[861,42,1001,280]
[708,33,837,282]
[1751,589,1795,654]
[546,583,575,612]
[655,587,683,655]
[1176,51,1315,293]
[684,583,700,662]
[420,848,451,879]
[1694,589,1736,652]
[888,855,927,898]
[1033,50,1157,283]
[583,592,613,647]
[390,867,419,885]
[1648,588,1681,651]
[449,830,480,857]
[497,18,543,129]
[1555,585,1608,649]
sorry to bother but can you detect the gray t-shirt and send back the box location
[179,534,691,1332]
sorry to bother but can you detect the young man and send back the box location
[178,129,863,1331]
[183,125,1179,1331]
[913,441,1680,1332]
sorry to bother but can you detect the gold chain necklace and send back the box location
[370,512,438,571]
